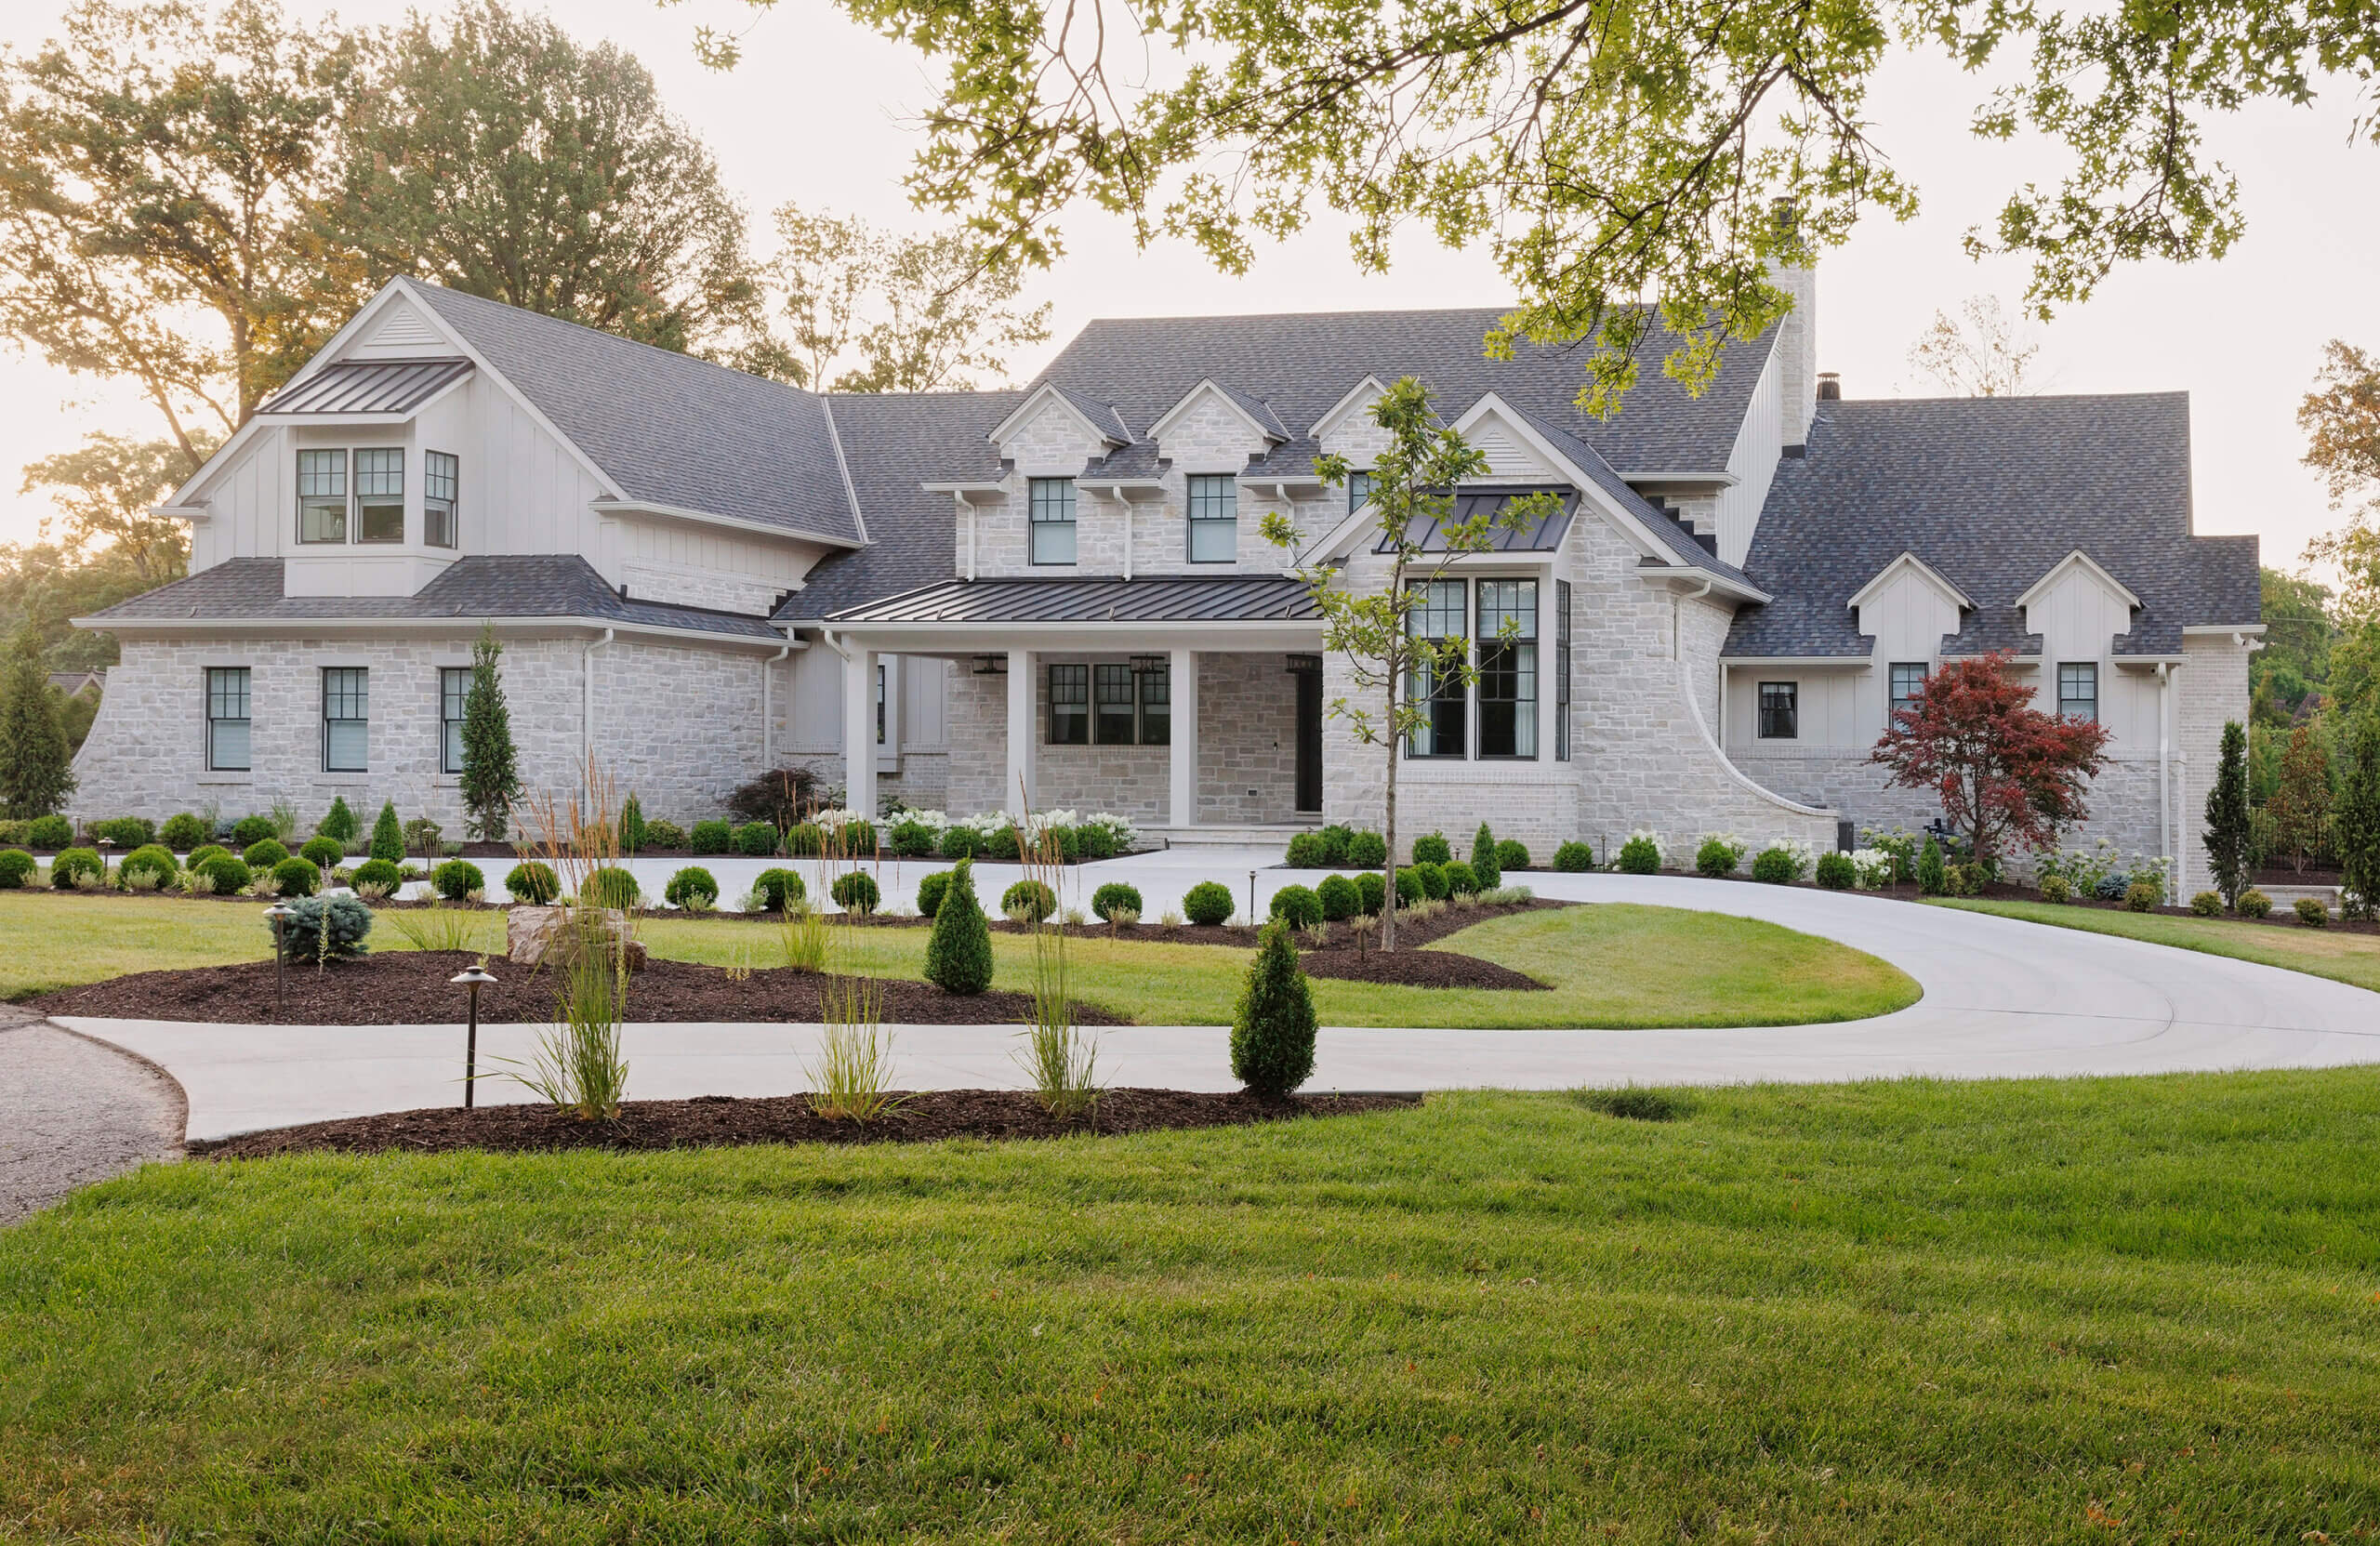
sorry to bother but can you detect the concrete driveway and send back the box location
[62,868,2380,1143]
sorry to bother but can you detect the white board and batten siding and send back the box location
[1714,345,1784,568]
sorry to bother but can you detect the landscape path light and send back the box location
[450,964,498,1108]
[262,901,295,1011]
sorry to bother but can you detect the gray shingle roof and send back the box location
[84,556,784,641]
[826,574,1320,626]
[405,283,863,545]
[1724,394,2259,659]
[259,357,472,415]
[1515,410,1751,585]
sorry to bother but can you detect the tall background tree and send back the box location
[0,629,76,819]
[1907,297,2044,398]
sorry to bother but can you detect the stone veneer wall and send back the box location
[587,637,767,823]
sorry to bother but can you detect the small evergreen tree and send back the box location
[317,794,360,844]
[369,799,405,864]
[923,858,994,995]
[619,792,646,854]
[1468,821,1501,890]
[1916,835,1946,895]
[2335,713,2380,920]
[0,628,73,819]
[458,624,521,841]
[1231,920,1317,1098]
[2266,721,2333,874]
[2202,719,2252,905]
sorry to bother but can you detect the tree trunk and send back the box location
[1382,676,1398,954]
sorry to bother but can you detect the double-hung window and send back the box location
[1029,478,1078,565]
[205,667,251,772]
[1186,474,1237,562]
[1889,662,1929,719]
[1406,580,1468,757]
[1093,665,1138,745]
[440,667,471,774]
[1554,579,1572,761]
[1475,579,1539,758]
[2058,662,2099,722]
[425,451,459,548]
[322,667,369,773]
[296,450,348,544]
[1137,663,1170,745]
[355,448,404,542]
[1757,681,1798,740]
[1048,664,1090,744]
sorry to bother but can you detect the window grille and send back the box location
[296,449,347,543]
[1029,478,1078,564]
[1406,579,1467,757]
[1048,664,1089,744]
[425,451,459,548]
[354,448,403,543]
[206,667,251,772]
[2058,662,2098,722]
[1186,474,1237,562]
[322,667,369,772]
[1476,579,1539,759]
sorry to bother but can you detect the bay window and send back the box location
[355,448,404,542]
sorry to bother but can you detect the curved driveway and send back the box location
[58,853,2380,1143]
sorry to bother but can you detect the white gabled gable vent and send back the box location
[350,299,446,359]
[1464,413,1554,481]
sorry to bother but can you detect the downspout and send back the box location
[1123,491,1133,583]
[2157,661,2172,899]
[964,496,977,583]
[582,627,615,774]
[760,632,792,768]
[1672,577,1712,660]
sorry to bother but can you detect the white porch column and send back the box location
[1169,647,1199,827]
[1005,648,1037,817]
[843,643,877,818]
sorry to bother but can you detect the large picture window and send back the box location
[355,448,404,542]
[1889,662,1929,718]
[1048,664,1089,744]
[205,667,251,772]
[1406,579,1468,757]
[1475,579,1538,759]
[2058,662,2099,722]
[1187,474,1237,562]
[322,667,369,772]
[425,451,459,548]
[441,667,471,774]
[1554,578,1572,761]
[296,449,348,544]
[1029,478,1078,565]
[1757,681,1798,740]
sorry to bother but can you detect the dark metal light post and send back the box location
[1248,869,1257,930]
[450,965,496,1108]
[262,901,294,1011]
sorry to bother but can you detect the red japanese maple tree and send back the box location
[1870,652,2112,862]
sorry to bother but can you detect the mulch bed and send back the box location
[188,1088,1423,1160]
[28,950,1131,1027]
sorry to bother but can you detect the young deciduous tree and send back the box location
[1907,297,2043,398]
[1262,377,1549,951]
[2334,713,2380,919]
[1870,653,2111,866]
[458,625,520,841]
[2202,720,2252,905]
[0,628,75,819]
[2266,721,2334,874]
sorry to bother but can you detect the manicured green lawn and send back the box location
[1938,896,2380,995]
[3,892,1919,1028]
[9,1072,2380,1539]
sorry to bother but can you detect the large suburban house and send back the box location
[72,272,2260,892]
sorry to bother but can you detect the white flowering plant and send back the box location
[1848,848,1897,889]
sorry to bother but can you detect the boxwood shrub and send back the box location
[1077,824,1116,862]
[1000,878,1055,922]
[50,847,104,889]
[431,859,484,901]
[1441,860,1478,896]
[1411,832,1452,865]
[2238,887,2273,918]
[195,853,251,894]
[118,844,178,890]
[751,866,806,913]
[23,813,71,850]
[831,870,880,915]
[242,838,289,869]
[917,870,953,918]
[1317,825,1354,865]
[1346,829,1387,868]
[1496,839,1530,873]
[665,866,721,909]
[352,858,406,897]
[1091,881,1143,921]
[1183,879,1235,927]
[835,819,879,857]
[2190,890,2224,917]
[891,819,939,858]
[157,812,209,852]
[1284,831,1329,867]
[1413,860,1449,900]
[0,848,33,887]
[90,815,156,849]
[734,821,780,857]
[299,836,346,872]
[1618,836,1661,874]
[1315,872,1358,920]
[2295,895,2332,926]
[939,826,980,860]
[1814,852,1856,890]
[583,866,640,907]
[231,814,276,849]
[1751,847,1801,884]
[1554,839,1595,872]
[689,820,732,856]
[273,855,323,898]
[186,844,229,872]
[1268,882,1323,929]
[1355,871,1386,916]
[644,819,689,851]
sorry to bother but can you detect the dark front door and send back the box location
[1292,656,1323,813]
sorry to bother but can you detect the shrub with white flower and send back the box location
[1848,848,1897,889]
[1623,827,1667,866]
[1081,812,1140,851]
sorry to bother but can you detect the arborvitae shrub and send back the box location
[734,821,780,857]
[432,859,484,901]
[196,853,251,894]
[273,856,323,898]
[368,803,404,864]
[1231,922,1316,1098]
[1092,881,1143,921]
[1355,871,1386,916]
[1000,878,1055,921]
[1412,832,1451,865]
[299,837,344,871]
[1268,883,1323,929]
[1441,860,1477,895]
[242,839,288,869]
[1618,836,1660,874]
[1469,824,1501,889]
[504,861,558,905]
[1316,873,1358,919]
[924,861,995,995]
[1916,837,1946,895]
[1346,830,1387,867]
[159,812,209,851]
[316,796,360,845]
[583,866,640,907]
[752,867,805,912]
[666,866,720,909]
[1814,852,1856,890]
[1554,839,1594,872]
[50,847,103,888]
[1496,839,1529,873]
[1183,880,1235,926]
[279,894,373,959]
[917,870,952,918]
[690,819,732,855]
[831,871,880,914]
[618,794,647,854]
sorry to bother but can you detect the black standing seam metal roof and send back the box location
[258,357,475,416]
[1377,488,1580,552]
[823,575,1322,626]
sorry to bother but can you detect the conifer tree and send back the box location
[2335,714,2380,920]
[923,859,994,995]
[1231,920,1317,1098]
[1916,836,1946,896]
[317,794,359,844]
[458,625,520,841]
[369,799,405,865]
[0,628,73,819]
[2202,720,2253,905]
[1469,821,1501,890]
[619,792,646,854]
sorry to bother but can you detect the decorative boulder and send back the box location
[507,905,648,971]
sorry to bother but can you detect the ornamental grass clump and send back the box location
[924,860,994,994]
[503,770,635,1120]
[385,903,480,952]
[808,820,901,1121]
[1231,920,1316,1098]
[1012,809,1099,1119]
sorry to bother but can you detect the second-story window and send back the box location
[1029,477,1077,565]
[355,448,404,543]
[2058,662,2099,722]
[1889,662,1929,719]
[1347,469,1373,514]
[297,449,348,544]
[322,667,369,773]
[425,451,459,548]
[1187,474,1237,562]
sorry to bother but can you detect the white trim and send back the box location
[819,397,869,545]
[1078,478,1167,500]
[73,613,794,653]
[588,499,861,550]
[986,383,1126,449]
[1847,550,1977,614]
[2015,548,2142,614]
[1717,655,1870,669]
[1306,376,1392,440]
[1146,378,1286,446]
[2181,623,2268,637]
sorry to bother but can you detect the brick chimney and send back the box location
[1770,200,1818,450]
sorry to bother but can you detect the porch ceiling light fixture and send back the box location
[1129,654,1166,675]
[971,654,1009,675]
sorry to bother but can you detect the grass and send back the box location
[8,1071,2380,1539]
[1938,896,2380,995]
[0,890,1917,1027]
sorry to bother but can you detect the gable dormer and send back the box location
[1146,378,1285,468]
[989,384,1129,472]
[2016,549,2141,654]
[1849,552,1972,659]
[1446,400,1561,482]
[1310,376,1394,464]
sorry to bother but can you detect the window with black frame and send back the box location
[1554,579,1572,760]
[1048,664,1089,744]
[205,667,250,772]
[322,667,369,772]
[1406,579,1467,757]
[1093,664,1137,743]
[440,667,470,773]
[1757,681,1798,740]
[1889,662,1929,719]
[1137,663,1170,745]
[1029,477,1077,564]
[1186,474,1237,562]
[2058,662,2099,721]
[1476,578,1539,758]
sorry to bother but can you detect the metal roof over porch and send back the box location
[824,574,1321,626]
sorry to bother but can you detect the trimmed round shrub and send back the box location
[1696,837,1742,878]
[242,838,289,869]
[939,825,980,860]
[1751,847,1800,885]
[891,819,939,858]
[689,819,733,856]
[666,866,721,909]
[2238,887,2273,918]
[299,836,345,872]
[1316,872,1358,920]
[278,894,373,960]
[1355,871,1386,917]
[1554,839,1594,872]
[1346,830,1387,868]
[1000,878,1055,922]
[352,857,406,897]
[2190,890,2224,917]
[924,861,994,995]
[2125,879,2162,913]
[831,870,881,915]
[1269,882,1323,929]
[90,816,156,849]
[118,844,178,890]
[0,849,33,888]
[186,844,229,873]
[231,814,276,849]
[1232,922,1316,1098]
[1495,839,1530,873]
[583,866,641,908]
[195,853,252,894]
[505,861,559,905]
[1413,860,1449,900]
[1814,852,1856,891]
[836,819,879,858]
[2294,895,2330,927]
[1411,832,1452,865]
[26,813,73,850]
[1183,879,1235,927]
[917,870,953,918]
[1317,825,1354,865]
[1618,836,1660,875]
[1092,880,1144,921]
[734,821,780,857]
[644,819,690,851]
[50,847,104,889]
[1036,825,1079,865]
[1394,866,1423,907]
[751,867,806,913]
[159,813,209,851]
[2039,874,2073,905]
[1077,824,1116,862]
[981,826,1023,863]
[273,855,323,898]
[1442,860,1478,895]
[1284,831,1329,867]
[786,821,825,857]
[431,859,484,901]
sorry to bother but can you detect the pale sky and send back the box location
[4,0,2376,579]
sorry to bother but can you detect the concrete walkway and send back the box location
[0,1008,183,1223]
[63,873,2380,1143]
